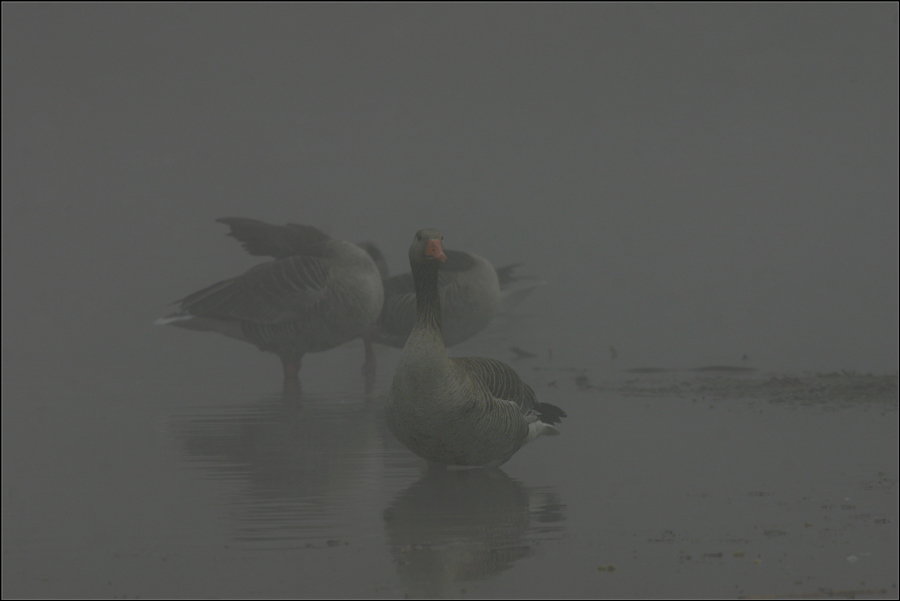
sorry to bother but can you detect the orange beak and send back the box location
[425,238,447,262]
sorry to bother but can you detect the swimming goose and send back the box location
[156,218,384,385]
[386,229,565,468]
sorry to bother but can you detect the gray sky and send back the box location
[2,3,898,383]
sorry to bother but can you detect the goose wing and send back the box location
[175,255,331,324]
[376,273,417,342]
[217,217,332,260]
[452,357,537,412]
[376,252,493,346]
[453,357,566,425]
[440,249,478,273]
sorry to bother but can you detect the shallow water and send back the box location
[3,334,897,598]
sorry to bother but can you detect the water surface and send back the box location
[3,337,897,598]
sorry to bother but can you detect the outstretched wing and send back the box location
[217,217,332,259]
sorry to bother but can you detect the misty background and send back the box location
[2,4,900,384]
[2,4,898,598]
[3,4,898,392]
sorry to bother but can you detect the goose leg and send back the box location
[361,331,377,379]
[361,331,377,395]
[281,354,303,392]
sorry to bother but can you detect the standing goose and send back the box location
[372,248,502,349]
[361,243,542,350]
[195,226,531,363]
[386,229,565,468]
[156,218,384,387]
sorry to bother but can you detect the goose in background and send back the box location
[361,242,541,350]
[386,229,565,468]
[156,218,384,388]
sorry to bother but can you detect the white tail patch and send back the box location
[524,421,560,445]
[154,314,193,326]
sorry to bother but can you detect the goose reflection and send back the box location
[171,389,386,548]
[383,468,566,597]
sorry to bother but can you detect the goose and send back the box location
[189,223,533,358]
[372,248,501,348]
[362,244,541,349]
[386,229,565,468]
[156,218,384,386]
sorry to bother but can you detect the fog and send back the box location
[3,4,898,598]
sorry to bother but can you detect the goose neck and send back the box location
[413,262,442,333]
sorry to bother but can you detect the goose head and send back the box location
[408,229,447,269]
